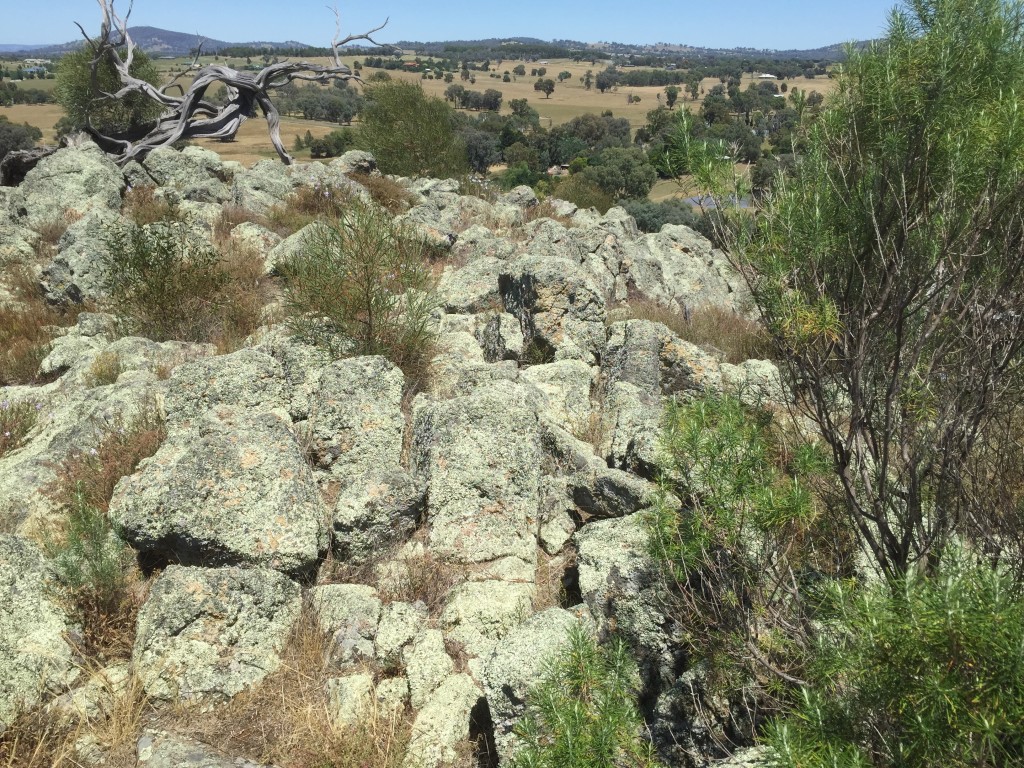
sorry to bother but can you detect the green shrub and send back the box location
[618,198,701,233]
[649,394,843,698]
[767,557,1024,768]
[278,199,437,387]
[552,174,614,214]
[102,216,227,341]
[512,624,661,768]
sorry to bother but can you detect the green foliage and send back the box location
[580,146,658,199]
[617,198,700,233]
[512,625,661,768]
[0,115,41,162]
[46,485,132,621]
[309,127,355,158]
[278,198,437,384]
[54,46,163,136]
[740,0,1024,575]
[101,215,229,342]
[552,174,614,214]
[649,394,840,693]
[355,80,467,178]
[767,557,1024,768]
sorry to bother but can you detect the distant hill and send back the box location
[1,28,869,61]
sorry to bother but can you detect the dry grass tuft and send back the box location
[164,607,412,768]
[377,550,467,617]
[122,185,177,226]
[0,266,84,386]
[0,399,40,459]
[533,549,577,612]
[0,666,149,768]
[84,351,122,388]
[348,173,418,215]
[621,299,772,365]
[31,212,80,263]
[212,204,272,243]
[267,183,356,235]
[522,199,574,228]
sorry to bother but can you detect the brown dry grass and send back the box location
[348,173,418,215]
[83,351,122,388]
[0,667,149,768]
[163,606,412,768]
[121,185,177,226]
[0,266,84,386]
[622,299,771,364]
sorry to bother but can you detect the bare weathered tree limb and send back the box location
[77,0,390,166]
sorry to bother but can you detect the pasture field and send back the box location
[2,54,834,190]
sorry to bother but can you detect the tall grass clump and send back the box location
[278,198,438,388]
[767,556,1024,768]
[0,266,79,386]
[511,624,661,768]
[0,398,40,458]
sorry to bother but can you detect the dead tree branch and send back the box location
[77,0,390,166]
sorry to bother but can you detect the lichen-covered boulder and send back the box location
[441,580,534,659]
[136,729,275,768]
[0,535,77,732]
[403,629,454,709]
[109,408,328,577]
[332,468,424,563]
[482,608,582,760]
[304,355,405,479]
[164,348,288,424]
[326,673,374,728]
[520,359,594,429]
[330,150,378,176]
[10,142,124,228]
[568,467,658,519]
[402,674,483,768]
[376,601,428,664]
[411,382,542,580]
[310,584,381,666]
[230,159,294,214]
[499,253,607,364]
[437,257,505,314]
[477,311,525,362]
[133,565,301,703]
[600,380,663,477]
[603,319,722,398]
[123,146,234,204]
[40,207,124,305]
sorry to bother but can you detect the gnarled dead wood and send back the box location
[77,0,389,166]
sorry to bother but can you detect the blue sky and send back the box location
[4,0,897,50]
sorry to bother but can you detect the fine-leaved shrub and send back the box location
[648,394,845,702]
[279,198,438,388]
[767,555,1024,768]
[511,624,661,768]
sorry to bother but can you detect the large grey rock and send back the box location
[0,535,77,732]
[264,221,323,275]
[376,601,428,665]
[304,355,405,478]
[601,380,663,476]
[40,208,124,305]
[329,150,378,175]
[402,674,482,768]
[403,629,454,709]
[568,467,658,519]
[164,348,288,425]
[332,468,424,563]
[10,143,123,228]
[411,382,542,579]
[124,146,233,204]
[721,358,785,407]
[436,257,505,314]
[448,224,517,265]
[109,408,328,577]
[326,673,374,728]
[0,376,166,533]
[310,584,381,666]
[500,253,607,364]
[440,581,534,658]
[250,326,334,421]
[482,608,582,759]
[133,565,301,703]
[603,319,722,398]
[520,359,594,429]
[136,729,275,768]
[477,311,525,362]
[231,159,295,214]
